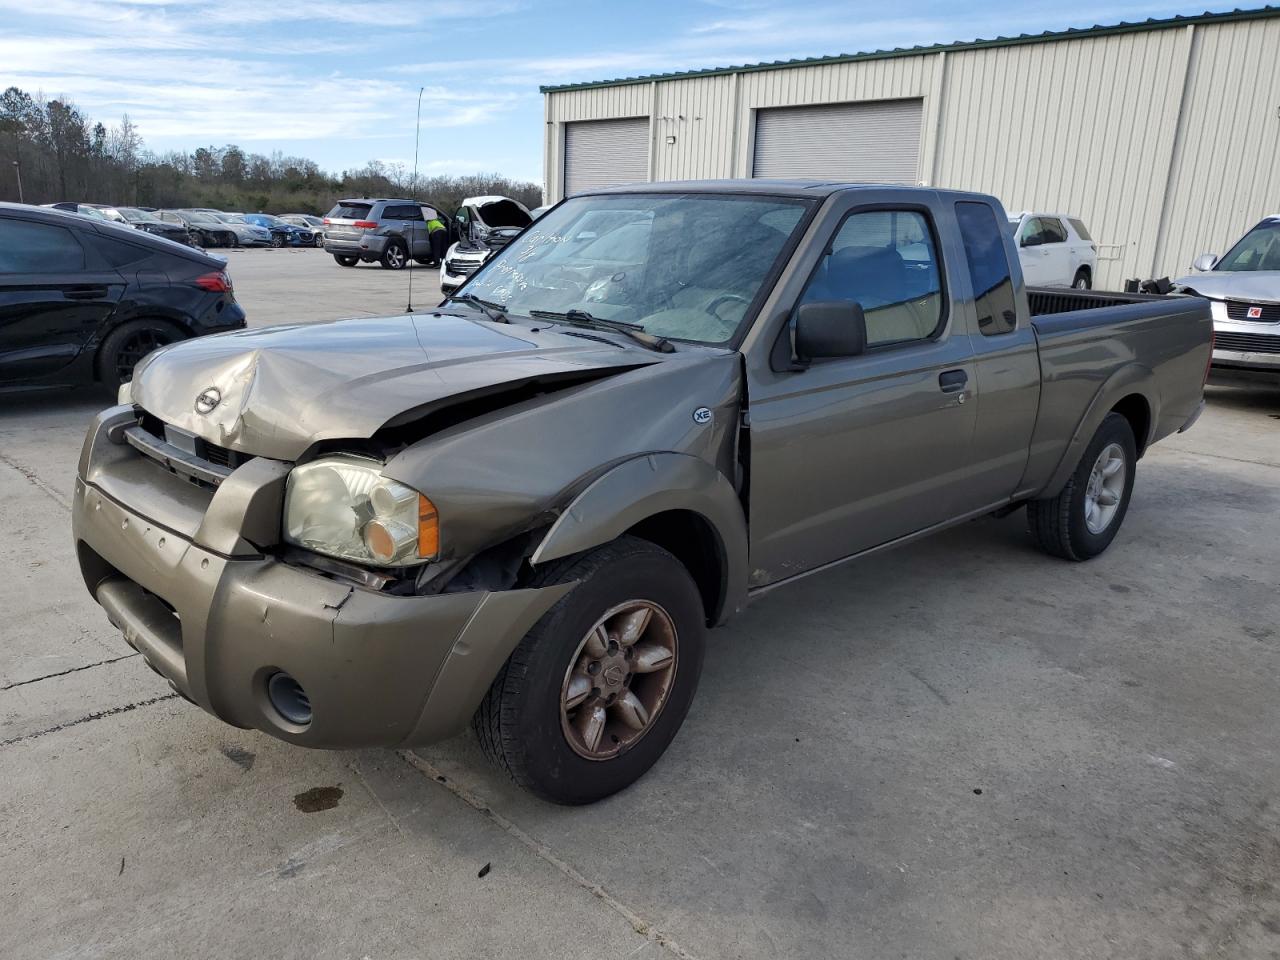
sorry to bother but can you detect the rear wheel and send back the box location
[1072,269,1091,290]
[381,241,408,270]
[1027,412,1136,560]
[333,255,358,267]
[474,536,707,804]
[97,318,185,386]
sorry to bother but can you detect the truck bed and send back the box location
[1019,287,1212,497]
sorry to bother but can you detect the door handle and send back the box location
[938,369,968,393]
[64,286,108,300]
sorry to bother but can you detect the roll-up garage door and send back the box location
[752,99,923,183]
[563,117,650,196]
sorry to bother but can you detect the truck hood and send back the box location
[129,313,663,461]
[1174,271,1280,302]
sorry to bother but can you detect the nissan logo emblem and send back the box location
[195,387,222,415]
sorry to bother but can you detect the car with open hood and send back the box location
[74,181,1210,804]
[1173,215,1280,371]
[440,195,534,294]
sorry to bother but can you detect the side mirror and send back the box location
[1021,234,1042,248]
[794,301,867,364]
[1192,253,1217,272]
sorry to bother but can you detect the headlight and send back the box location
[283,454,439,567]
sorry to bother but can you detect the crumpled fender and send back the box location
[1041,361,1157,497]
[530,452,749,624]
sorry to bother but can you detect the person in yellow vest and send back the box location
[424,209,447,266]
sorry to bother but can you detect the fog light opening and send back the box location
[267,672,312,726]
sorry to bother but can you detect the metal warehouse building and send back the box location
[540,7,1280,289]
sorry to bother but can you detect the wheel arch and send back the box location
[1040,364,1157,497]
[530,453,748,626]
[92,314,193,382]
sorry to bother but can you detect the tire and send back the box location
[474,535,707,805]
[270,234,286,248]
[1027,412,1137,561]
[97,318,185,386]
[1072,269,1091,290]
[314,235,325,248]
[380,241,408,270]
[333,255,358,267]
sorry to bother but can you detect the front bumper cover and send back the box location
[72,406,572,749]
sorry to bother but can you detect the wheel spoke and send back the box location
[631,641,673,674]
[614,690,649,730]
[584,625,609,659]
[576,705,607,752]
[613,607,652,645]
[1096,490,1119,507]
[564,673,592,710]
[1102,456,1124,478]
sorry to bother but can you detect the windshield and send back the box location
[251,214,285,227]
[118,208,155,223]
[1216,220,1280,272]
[460,193,810,345]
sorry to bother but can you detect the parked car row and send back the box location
[40,202,327,250]
[0,202,246,391]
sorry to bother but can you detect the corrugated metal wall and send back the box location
[543,15,1280,288]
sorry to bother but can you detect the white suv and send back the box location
[1008,212,1097,288]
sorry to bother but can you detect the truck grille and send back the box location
[1214,331,1280,354]
[448,260,480,277]
[135,410,249,484]
[1224,300,1280,322]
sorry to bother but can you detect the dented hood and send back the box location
[130,313,660,460]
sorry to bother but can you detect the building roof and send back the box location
[540,6,1280,93]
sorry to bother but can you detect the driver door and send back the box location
[746,203,978,586]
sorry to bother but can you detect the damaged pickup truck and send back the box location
[74,181,1212,804]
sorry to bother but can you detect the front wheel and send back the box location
[1027,412,1137,560]
[314,234,325,248]
[474,536,707,804]
[270,234,286,248]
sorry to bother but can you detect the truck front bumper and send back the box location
[72,406,572,749]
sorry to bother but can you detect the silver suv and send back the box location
[322,198,455,270]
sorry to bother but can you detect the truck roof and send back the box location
[578,178,997,203]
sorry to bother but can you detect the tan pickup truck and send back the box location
[74,181,1212,803]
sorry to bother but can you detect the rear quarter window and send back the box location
[955,201,1018,337]
[1068,218,1092,242]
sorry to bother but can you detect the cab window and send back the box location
[798,210,944,347]
[956,201,1018,336]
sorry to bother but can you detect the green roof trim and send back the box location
[540,6,1280,93]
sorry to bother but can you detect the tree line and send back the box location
[0,86,543,216]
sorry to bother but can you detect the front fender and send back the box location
[1040,361,1157,497]
[530,452,748,624]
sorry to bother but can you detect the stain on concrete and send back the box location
[293,785,343,813]
[219,745,256,772]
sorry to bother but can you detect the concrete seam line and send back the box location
[1,653,139,691]
[398,750,701,960]
[0,693,179,748]
[0,451,73,513]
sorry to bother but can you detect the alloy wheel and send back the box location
[114,329,172,383]
[560,600,678,760]
[1084,442,1126,533]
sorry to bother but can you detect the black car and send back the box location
[85,204,196,247]
[0,203,246,390]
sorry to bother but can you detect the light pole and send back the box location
[11,160,22,204]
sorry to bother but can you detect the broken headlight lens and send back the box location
[283,454,438,567]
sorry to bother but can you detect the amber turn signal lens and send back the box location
[418,494,439,559]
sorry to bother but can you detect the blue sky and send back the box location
[1,0,1231,185]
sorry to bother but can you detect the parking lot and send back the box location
[2,247,1279,959]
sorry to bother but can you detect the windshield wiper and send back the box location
[444,293,510,323]
[528,309,674,353]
